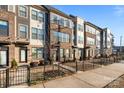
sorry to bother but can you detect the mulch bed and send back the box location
[105,75,124,88]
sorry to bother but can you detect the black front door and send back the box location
[20,47,27,63]
[0,47,8,66]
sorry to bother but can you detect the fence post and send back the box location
[58,62,60,76]
[101,58,102,66]
[93,59,94,69]
[6,68,9,88]
[43,63,46,80]
[83,60,85,71]
[27,66,31,86]
[76,60,78,72]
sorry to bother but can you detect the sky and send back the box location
[53,5,124,46]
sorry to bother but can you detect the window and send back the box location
[32,27,44,40]
[0,5,7,11]
[59,18,64,26]
[32,27,37,39]
[70,21,74,29]
[87,37,95,45]
[62,33,66,42]
[65,20,70,27]
[0,20,8,36]
[0,50,7,66]
[32,48,43,59]
[19,24,28,39]
[19,6,27,17]
[78,36,83,44]
[20,48,27,63]
[59,33,63,42]
[32,10,38,20]
[53,31,70,43]
[86,26,95,34]
[60,49,64,58]
[53,31,59,41]
[38,12,44,22]
[8,5,14,12]
[66,34,70,42]
[77,24,83,31]
[51,15,58,24]
[37,48,43,59]
[20,50,26,62]
[32,9,44,22]
[32,48,37,59]
[38,29,44,40]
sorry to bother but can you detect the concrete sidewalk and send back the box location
[30,63,124,88]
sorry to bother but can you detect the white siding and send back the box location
[30,7,45,46]
[76,17,84,48]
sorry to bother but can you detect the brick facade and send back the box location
[0,5,113,67]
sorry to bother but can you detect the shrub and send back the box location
[11,59,18,68]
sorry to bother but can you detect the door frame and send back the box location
[19,47,27,63]
[0,46,9,66]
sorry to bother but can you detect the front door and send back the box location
[0,48,8,66]
[20,48,27,63]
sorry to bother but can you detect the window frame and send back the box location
[18,24,28,39]
[19,47,27,63]
[38,12,44,22]
[18,5,28,18]
[32,48,44,59]
[0,20,9,36]
[31,27,44,40]
[32,9,38,20]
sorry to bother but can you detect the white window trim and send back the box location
[18,5,28,19]
[18,23,28,39]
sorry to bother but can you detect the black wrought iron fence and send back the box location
[0,68,7,88]
[0,65,28,88]
[0,56,121,88]
[9,65,28,86]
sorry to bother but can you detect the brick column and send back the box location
[27,45,31,64]
[8,44,15,67]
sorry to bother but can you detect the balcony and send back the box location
[85,32,96,39]
[85,44,96,49]
[15,37,30,45]
[0,37,12,44]
[50,22,72,35]
[51,41,72,49]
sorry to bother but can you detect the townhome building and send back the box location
[102,28,113,57]
[0,5,47,67]
[0,5,114,67]
[14,5,30,65]
[44,5,74,62]
[0,5,15,66]
[70,15,84,60]
[29,5,46,64]
[95,26,103,58]
[84,22,96,59]
[84,22,105,59]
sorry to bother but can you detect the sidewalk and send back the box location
[30,62,124,88]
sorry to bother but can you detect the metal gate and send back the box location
[0,65,28,88]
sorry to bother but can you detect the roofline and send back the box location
[43,5,72,19]
[85,21,103,31]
